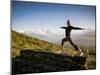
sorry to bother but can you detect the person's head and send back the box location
[67,20,71,26]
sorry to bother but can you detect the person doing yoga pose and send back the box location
[61,20,84,56]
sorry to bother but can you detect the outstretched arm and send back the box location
[60,27,67,29]
[72,26,85,30]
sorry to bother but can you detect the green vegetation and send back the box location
[12,31,62,57]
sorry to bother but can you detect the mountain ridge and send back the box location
[17,29,95,50]
[12,30,96,70]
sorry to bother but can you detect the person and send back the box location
[61,20,84,56]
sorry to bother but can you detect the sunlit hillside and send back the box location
[12,30,96,69]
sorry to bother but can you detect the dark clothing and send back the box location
[61,26,83,51]
[61,26,83,37]
[61,37,79,51]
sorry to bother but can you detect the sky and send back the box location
[12,1,96,33]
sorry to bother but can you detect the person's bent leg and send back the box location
[61,38,68,49]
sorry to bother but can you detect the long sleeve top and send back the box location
[61,26,83,37]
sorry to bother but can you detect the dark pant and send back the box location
[61,37,79,51]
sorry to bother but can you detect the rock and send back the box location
[12,50,87,74]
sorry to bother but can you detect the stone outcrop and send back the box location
[12,50,87,74]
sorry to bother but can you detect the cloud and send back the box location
[15,30,25,33]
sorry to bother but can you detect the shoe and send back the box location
[80,52,84,56]
[78,47,84,56]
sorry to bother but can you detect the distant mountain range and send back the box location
[18,29,95,50]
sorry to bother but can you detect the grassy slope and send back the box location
[12,31,63,57]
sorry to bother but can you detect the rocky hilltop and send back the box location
[12,50,87,74]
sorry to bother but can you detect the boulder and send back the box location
[12,50,87,74]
